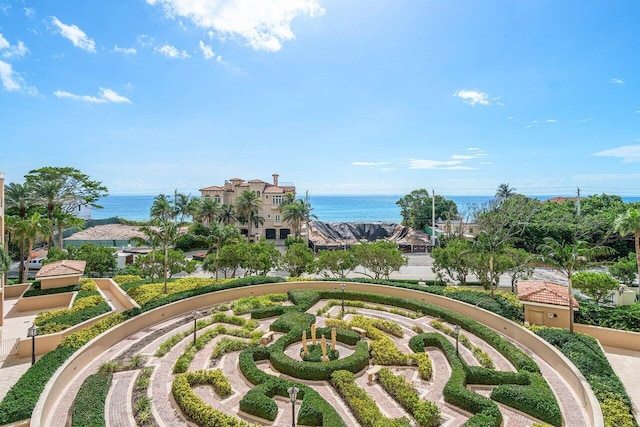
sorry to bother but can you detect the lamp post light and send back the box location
[27,324,39,365]
[340,283,346,319]
[287,385,300,427]
[454,324,461,356]
[192,310,201,344]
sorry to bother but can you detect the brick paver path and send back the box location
[38,297,594,427]
[106,370,137,427]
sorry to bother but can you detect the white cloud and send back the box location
[54,87,132,104]
[593,145,640,163]
[137,34,155,47]
[451,155,473,160]
[147,0,325,52]
[454,89,497,106]
[0,60,38,94]
[112,45,137,55]
[199,40,214,59]
[577,118,593,123]
[155,44,190,58]
[352,161,388,167]
[609,78,624,85]
[0,34,8,50]
[529,119,558,126]
[0,34,28,59]
[467,147,480,151]
[24,7,35,18]
[51,16,96,52]
[408,159,464,169]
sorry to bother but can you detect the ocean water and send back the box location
[90,194,640,223]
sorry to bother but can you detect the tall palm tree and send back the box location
[218,204,236,226]
[235,190,263,241]
[537,237,613,333]
[614,208,640,293]
[150,194,176,221]
[174,193,192,223]
[196,198,222,226]
[33,179,65,247]
[198,223,240,279]
[14,213,51,282]
[136,218,180,293]
[5,182,35,282]
[495,183,516,200]
[186,197,202,221]
[281,200,307,237]
[53,208,85,249]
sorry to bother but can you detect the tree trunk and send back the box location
[568,272,574,334]
[18,240,25,284]
[635,231,640,295]
[163,245,169,294]
[489,255,495,299]
[22,239,33,284]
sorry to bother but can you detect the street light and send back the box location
[287,385,300,427]
[27,324,39,365]
[454,324,461,356]
[340,283,346,319]
[192,310,201,344]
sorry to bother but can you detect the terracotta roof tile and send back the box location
[264,185,284,194]
[36,260,86,278]
[199,185,224,191]
[517,280,579,308]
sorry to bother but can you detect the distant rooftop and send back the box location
[36,260,86,278]
[517,280,579,308]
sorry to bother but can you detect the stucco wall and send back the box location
[3,284,30,298]
[31,281,603,427]
[575,323,640,352]
[40,275,82,290]
[94,278,139,310]
[524,304,570,328]
[16,292,74,313]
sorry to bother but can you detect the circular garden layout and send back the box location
[47,287,589,427]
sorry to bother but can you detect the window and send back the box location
[275,214,281,222]
[256,191,260,197]
[204,195,210,199]
[214,195,221,203]
[273,195,283,205]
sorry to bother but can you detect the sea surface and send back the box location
[90,194,640,223]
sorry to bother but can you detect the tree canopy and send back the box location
[396,189,458,230]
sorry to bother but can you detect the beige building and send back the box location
[199,174,295,241]
[0,171,4,341]
[517,280,579,328]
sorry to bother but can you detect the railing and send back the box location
[0,338,19,357]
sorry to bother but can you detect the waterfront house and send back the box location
[199,174,296,242]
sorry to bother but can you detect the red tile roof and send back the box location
[264,185,284,194]
[36,260,86,278]
[248,179,267,184]
[199,185,224,191]
[517,280,579,308]
[543,197,578,204]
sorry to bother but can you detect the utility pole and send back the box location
[432,189,436,243]
[576,187,581,217]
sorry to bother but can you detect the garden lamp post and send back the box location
[454,324,461,356]
[340,283,346,319]
[288,385,300,427]
[193,310,201,344]
[27,324,39,365]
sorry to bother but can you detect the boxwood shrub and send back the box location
[71,371,112,427]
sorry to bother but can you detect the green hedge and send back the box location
[172,372,252,427]
[575,298,640,332]
[532,326,637,427]
[409,333,502,427]
[23,282,79,297]
[237,346,345,426]
[71,372,112,427]
[330,370,410,427]
[250,305,287,319]
[378,368,440,427]
[269,311,316,333]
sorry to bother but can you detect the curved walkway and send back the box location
[41,295,592,426]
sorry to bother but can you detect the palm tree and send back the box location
[198,224,240,279]
[614,209,640,293]
[53,208,85,249]
[186,197,202,221]
[495,183,516,200]
[5,182,35,282]
[14,213,51,281]
[196,198,222,226]
[281,200,308,237]
[136,218,180,293]
[174,193,192,223]
[537,237,613,333]
[32,179,65,247]
[0,247,10,284]
[150,194,176,221]
[235,190,263,241]
[218,204,236,226]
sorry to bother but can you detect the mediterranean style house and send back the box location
[199,174,296,241]
[0,171,5,341]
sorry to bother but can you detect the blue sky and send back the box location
[1,1,639,197]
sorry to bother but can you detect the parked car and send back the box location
[22,257,45,270]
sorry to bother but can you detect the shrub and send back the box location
[59,313,126,349]
[270,311,315,333]
[414,352,433,380]
[330,370,409,427]
[113,274,143,285]
[172,373,253,427]
[377,368,440,427]
[23,283,79,297]
[369,337,411,365]
[71,372,112,427]
[232,294,287,315]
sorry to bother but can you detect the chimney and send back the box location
[272,174,279,186]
